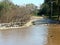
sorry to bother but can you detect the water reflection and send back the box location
[0,24,48,45]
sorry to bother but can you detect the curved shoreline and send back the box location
[0,16,43,30]
[0,21,32,30]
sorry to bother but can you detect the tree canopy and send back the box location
[38,0,60,17]
[0,0,36,23]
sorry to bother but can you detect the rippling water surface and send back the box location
[0,24,48,45]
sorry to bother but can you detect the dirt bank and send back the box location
[47,24,60,45]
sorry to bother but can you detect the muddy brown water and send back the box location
[0,24,60,45]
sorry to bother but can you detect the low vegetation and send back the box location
[0,0,38,26]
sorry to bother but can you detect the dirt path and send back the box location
[47,24,60,45]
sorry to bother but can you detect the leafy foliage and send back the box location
[38,0,60,20]
[0,0,35,24]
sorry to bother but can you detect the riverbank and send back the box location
[0,16,43,30]
[47,24,60,45]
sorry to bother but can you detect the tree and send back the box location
[26,4,38,15]
[0,0,31,24]
[38,3,50,16]
[38,0,60,20]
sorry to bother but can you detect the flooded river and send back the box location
[0,24,60,45]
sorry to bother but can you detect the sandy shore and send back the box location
[47,24,60,45]
[0,16,43,30]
